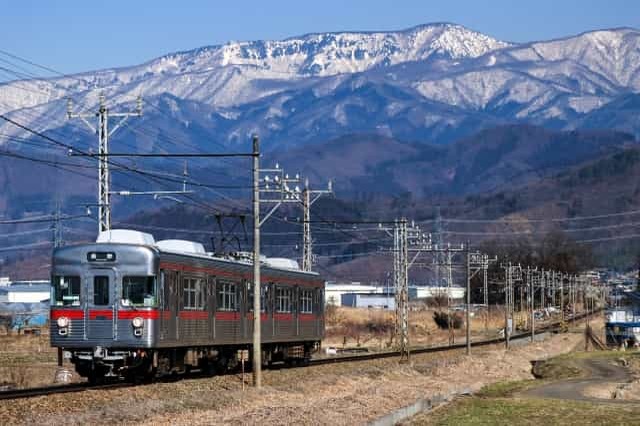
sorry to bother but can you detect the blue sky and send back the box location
[3,0,639,74]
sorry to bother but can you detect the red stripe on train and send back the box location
[118,310,160,320]
[299,313,317,322]
[179,311,209,320]
[215,311,240,321]
[273,313,293,321]
[51,309,84,320]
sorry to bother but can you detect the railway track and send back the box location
[0,310,600,401]
[312,310,599,365]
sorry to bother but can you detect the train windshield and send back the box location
[121,276,157,307]
[52,276,81,306]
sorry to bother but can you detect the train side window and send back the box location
[52,276,81,306]
[183,277,205,310]
[217,281,237,311]
[300,289,313,314]
[93,276,110,306]
[276,286,292,313]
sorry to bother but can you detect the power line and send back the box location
[437,209,640,224]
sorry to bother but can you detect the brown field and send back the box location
[323,306,551,350]
[0,331,60,389]
[0,305,571,390]
[0,319,597,425]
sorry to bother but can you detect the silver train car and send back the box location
[50,230,324,382]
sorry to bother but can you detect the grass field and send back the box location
[409,350,640,425]
[0,332,60,388]
[323,306,558,350]
[414,396,640,425]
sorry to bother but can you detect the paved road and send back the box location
[524,357,638,404]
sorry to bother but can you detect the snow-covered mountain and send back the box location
[1,23,639,151]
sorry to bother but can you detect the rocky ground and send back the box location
[0,321,594,425]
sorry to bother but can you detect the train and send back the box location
[50,229,325,382]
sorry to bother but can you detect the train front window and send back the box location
[52,276,81,306]
[122,276,156,307]
[93,276,110,306]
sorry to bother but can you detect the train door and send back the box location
[317,287,324,336]
[85,268,117,341]
[208,276,216,340]
[238,280,245,339]
[161,270,178,341]
[294,285,300,336]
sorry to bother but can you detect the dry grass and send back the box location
[0,331,63,389]
[1,320,595,425]
[323,306,533,350]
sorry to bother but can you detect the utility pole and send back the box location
[52,200,63,248]
[529,267,535,342]
[502,262,512,349]
[572,275,576,326]
[301,179,332,272]
[465,243,471,355]
[252,135,261,388]
[67,94,142,233]
[560,273,565,323]
[252,147,302,387]
[483,255,489,331]
[540,269,545,312]
[387,219,408,359]
[382,219,432,361]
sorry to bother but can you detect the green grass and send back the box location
[414,397,640,425]
[475,380,542,398]
[410,350,640,425]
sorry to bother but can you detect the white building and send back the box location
[325,282,387,306]
[7,281,50,303]
[410,286,466,300]
[341,293,395,310]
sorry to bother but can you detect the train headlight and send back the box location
[57,316,70,336]
[132,316,144,328]
[132,316,144,336]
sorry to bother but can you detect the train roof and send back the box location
[54,229,320,278]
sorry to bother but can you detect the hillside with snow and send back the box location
[1,23,639,151]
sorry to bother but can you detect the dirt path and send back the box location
[524,356,638,404]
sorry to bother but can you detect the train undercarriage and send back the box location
[67,342,319,383]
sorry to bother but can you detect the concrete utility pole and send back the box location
[502,262,512,349]
[483,255,489,331]
[468,251,497,352]
[301,179,332,272]
[529,267,536,342]
[252,135,261,388]
[252,145,302,387]
[466,244,471,355]
[67,94,142,233]
[560,273,565,323]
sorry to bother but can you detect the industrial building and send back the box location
[6,281,50,303]
[409,286,465,300]
[341,293,395,310]
[325,282,387,306]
